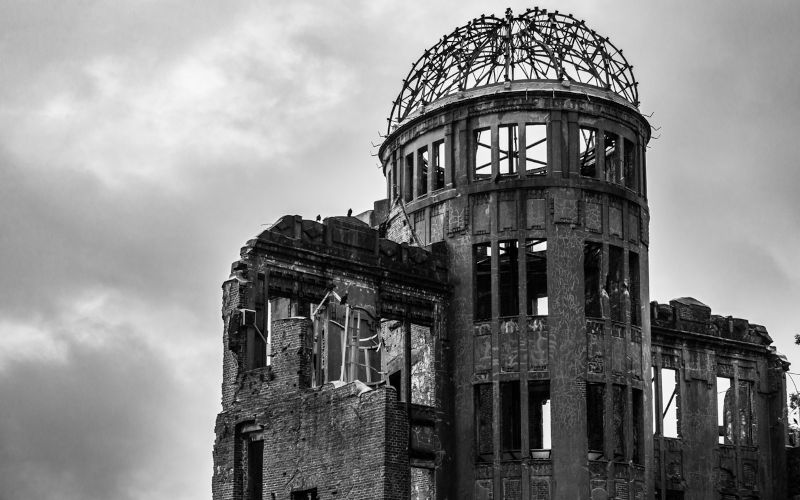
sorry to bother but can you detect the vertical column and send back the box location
[445,124,455,188]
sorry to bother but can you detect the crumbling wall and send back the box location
[213,318,409,500]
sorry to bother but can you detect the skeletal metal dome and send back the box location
[388,8,639,133]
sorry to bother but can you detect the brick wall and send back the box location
[213,317,410,500]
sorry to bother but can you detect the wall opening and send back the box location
[584,241,603,318]
[475,383,494,461]
[526,239,548,316]
[608,245,624,322]
[629,251,641,326]
[632,387,644,464]
[612,384,627,461]
[579,127,597,177]
[660,367,680,438]
[604,131,619,183]
[498,124,518,175]
[473,127,492,181]
[433,140,445,191]
[528,381,551,453]
[623,137,635,190]
[404,153,414,202]
[501,381,521,458]
[247,439,264,500]
[525,123,547,175]
[587,382,605,457]
[499,240,519,317]
[717,376,731,444]
[474,243,492,321]
[418,145,429,197]
[291,489,318,500]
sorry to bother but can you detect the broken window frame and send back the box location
[584,241,603,319]
[632,387,645,464]
[475,383,494,461]
[498,240,519,317]
[433,139,445,191]
[291,488,318,500]
[623,137,636,190]
[629,251,641,326]
[474,242,492,321]
[528,381,551,455]
[404,153,414,202]
[587,382,606,457]
[525,239,548,316]
[417,145,429,197]
[498,124,519,176]
[604,131,619,184]
[579,127,597,178]
[657,367,680,439]
[500,380,522,458]
[473,127,492,181]
[525,123,548,176]
[607,245,624,323]
[612,384,627,462]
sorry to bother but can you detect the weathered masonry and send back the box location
[212,8,791,500]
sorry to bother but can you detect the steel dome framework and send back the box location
[388,8,639,133]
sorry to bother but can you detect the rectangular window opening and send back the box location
[389,370,402,402]
[475,383,494,461]
[739,381,754,445]
[579,127,597,178]
[246,439,264,500]
[629,252,641,326]
[587,382,605,456]
[632,388,644,464]
[528,381,551,452]
[499,240,519,317]
[498,124,518,175]
[624,138,635,189]
[433,140,445,191]
[584,241,603,319]
[474,243,492,321]
[608,245,624,322]
[418,146,429,197]
[501,381,521,455]
[604,132,619,184]
[525,123,547,175]
[661,368,679,438]
[612,384,626,462]
[404,153,414,202]
[717,376,732,444]
[291,488,318,500]
[473,127,492,181]
[526,239,548,316]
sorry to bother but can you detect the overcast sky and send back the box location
[1,1,799,499]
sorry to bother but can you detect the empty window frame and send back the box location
[612,384,626,461]
[632,388,645,464]
[526,239,548,316]
[658,367,680,438]
[474,243,492,321]
[498,124,519,175]
[499,240,519,317]
[587,382,605,455]
[404,153,414,202]
[623,138,635,190]
[607,245,624,323]
[473,127,492,181]
[501,381,521,455]
[433,140,445,191]
[247,439,264,500]
[525,124,547,175]
[629,251,641,326]
[738,381,754,445]
[579,127,597,178]
[291,489,318,500]
[604,132,619,183]
[528,381,551,451]
[391,152,398,199]
[584,241,603,318]
[418,146,429,197]
[717,376,732,444]
[475,383,494,460]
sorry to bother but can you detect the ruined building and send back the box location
[212,8,791,500]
